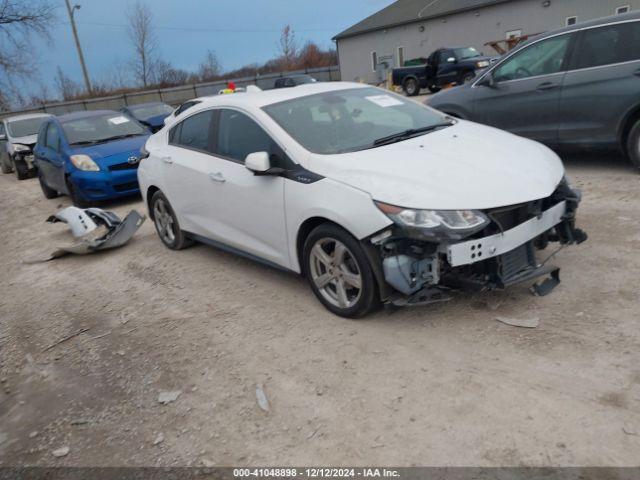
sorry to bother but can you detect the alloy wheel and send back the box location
[308,238,362,309]
[153,198,176,245]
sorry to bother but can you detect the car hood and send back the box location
[70,135,149,167]
[12,134,38,147]
[140,113,170,128]
[305,121,564,210]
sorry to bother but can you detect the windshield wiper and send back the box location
[372,122,454,147]
[100,133,144,142]
[71,133,143,147]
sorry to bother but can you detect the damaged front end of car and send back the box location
[369,178,588,307]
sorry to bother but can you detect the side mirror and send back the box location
[0,133,6,141]
[245,151,271,173]
[480,71,497,88]
[447,57,456,63]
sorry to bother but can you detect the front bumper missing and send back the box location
[444,201,567,267]
[376,196,587,307]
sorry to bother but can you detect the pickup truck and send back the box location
[392,47,493,96]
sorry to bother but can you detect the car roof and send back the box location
[4,113,52,123]
[525,9,640,44]
[56,110,119,124]
[195,82,370,110]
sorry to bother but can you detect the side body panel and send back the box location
[284,178,392,273]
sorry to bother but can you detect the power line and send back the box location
[57,21,338,33]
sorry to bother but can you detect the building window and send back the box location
[397,47,405,67]
[505,29,522,39]
[616,5,630,14]
[566,16,577,26]
[371,51,377,72]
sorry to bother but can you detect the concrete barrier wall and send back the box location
[0,66,341,119]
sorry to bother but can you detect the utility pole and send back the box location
[65,0,92,94]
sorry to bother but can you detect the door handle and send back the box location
[208,172,226,183]
[633,69,640,77]
[536,82,558,91]
[161,156,173,164]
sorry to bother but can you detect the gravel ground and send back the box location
[0,149,639,467]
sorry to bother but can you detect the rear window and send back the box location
[169,110,214,152]
[572,21,640,69]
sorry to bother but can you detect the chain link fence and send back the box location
[0,65,340,119]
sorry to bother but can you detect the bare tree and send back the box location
[55,66,80,100]
[0,0,54,108]
[198,50,221,81]
[277,25,297,69]
[155,60,188,87]
[126,1,158,87]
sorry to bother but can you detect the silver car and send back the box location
[0,113,52,179]
[428,10,640,170]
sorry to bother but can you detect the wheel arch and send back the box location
[146,185,161,219]
[295,216,391,301]
[619,103,640,154]
[296,216,342,275]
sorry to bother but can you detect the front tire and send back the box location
[626,119,640,169]
[402,78,420,96]
[13,157,29,180]
[38,172,59,199]
[66,178,93,208]
[458,72,475,85]
[150,191,192,250]
[303,224,378,318]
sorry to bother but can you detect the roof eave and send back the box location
[333,0,512,41]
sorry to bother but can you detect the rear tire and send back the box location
[428,85,442,94]
[626,120,640,169]
[303,223,379,318]
[0,153,13,174]
[38,172,59,199]
[402,78,420,96]
[150,190,193,250]
[13,158,29,180]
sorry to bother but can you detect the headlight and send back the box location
[70,154,100,171]
[476,60,490,68]
[10,144,30,153]
[375,201,488,240]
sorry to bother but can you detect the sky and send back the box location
[29,0,394,96]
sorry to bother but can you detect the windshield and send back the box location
[62,113,148,145]
[263,87,447,154]
[128,103,173,119]
[454,47,481,60]
[7,117,48,138]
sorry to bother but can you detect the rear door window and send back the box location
[170,110,215,153]
[493,33,572,82]
[571,21,640,69]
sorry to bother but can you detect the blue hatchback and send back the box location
[34,110,151,207]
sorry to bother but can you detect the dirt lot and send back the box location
[0,152,639,467]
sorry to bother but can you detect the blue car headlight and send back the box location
[70,154,100,172]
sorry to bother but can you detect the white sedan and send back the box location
[138,82,586,318]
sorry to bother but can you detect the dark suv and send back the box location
[428,11,640,169]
